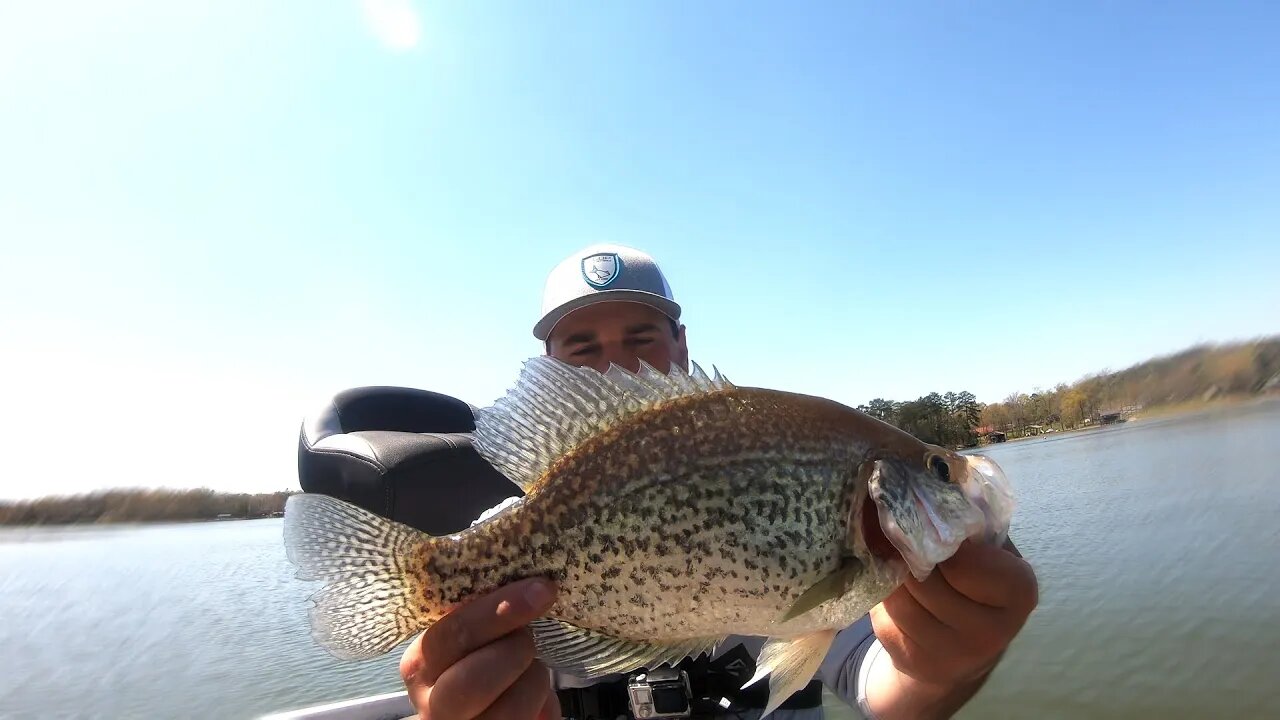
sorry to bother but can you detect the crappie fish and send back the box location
[284,357,1016,716]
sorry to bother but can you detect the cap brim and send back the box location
[533,291,682,341]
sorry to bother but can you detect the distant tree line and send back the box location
[979,337,1280,438]
[858,391,983,448]
[0,488,297,526]
[861,336,1280,446]
[5,338,1278,522]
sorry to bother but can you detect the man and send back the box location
[398,244,1038,719]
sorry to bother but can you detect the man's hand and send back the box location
[866,539,1038,719]
[399,578,561,720]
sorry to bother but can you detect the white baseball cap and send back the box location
[533,243,682,341]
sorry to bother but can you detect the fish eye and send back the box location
[929,455,950,483]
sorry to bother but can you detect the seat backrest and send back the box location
[298,386,521,535]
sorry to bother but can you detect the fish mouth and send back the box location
[960,454,1017,546]
[859,493,903,567]
[852,454,1018,584]
[864,460,969,583]
[850,476,910,583]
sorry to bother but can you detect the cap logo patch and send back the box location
[581,252,622,288]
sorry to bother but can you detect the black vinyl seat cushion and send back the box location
[297,386,520,535]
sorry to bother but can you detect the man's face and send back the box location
[546,301,689,374]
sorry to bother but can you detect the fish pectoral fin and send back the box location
[529,617,721,678]
[778,558,864,623]
[742,629,838,719]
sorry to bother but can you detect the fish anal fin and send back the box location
[743,629,838,718]
[529,617,721,678]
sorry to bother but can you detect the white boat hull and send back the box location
[259,690,414,720]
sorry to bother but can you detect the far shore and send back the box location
[0,488,296,529]
[5,394,1278,528]
[0,514,287,530]
[977,393,1280,448]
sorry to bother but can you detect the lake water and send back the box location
[2,400,1279,719]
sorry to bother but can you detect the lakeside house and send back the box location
[975,426,1007,443]
[1098,406,1142,425]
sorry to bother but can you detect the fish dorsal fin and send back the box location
[529,617,721,677]
[473,356,732,492]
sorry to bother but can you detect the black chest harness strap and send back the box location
[556,645,824,719]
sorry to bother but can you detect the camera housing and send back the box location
[626,667,693,719]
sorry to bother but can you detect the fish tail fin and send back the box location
[283,493,433,660]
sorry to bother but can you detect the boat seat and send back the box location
[296,385,520,535]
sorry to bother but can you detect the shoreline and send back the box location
[0,488,296,529]
[0,515,284,530]
[1126,393,1279,421]
[5,395,1279,528]
[981,393,1280,447]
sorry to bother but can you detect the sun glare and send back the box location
[360,0,421,52]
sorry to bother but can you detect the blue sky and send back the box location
[1,1,1277,499]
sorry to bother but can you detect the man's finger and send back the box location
[880,585,959,652]
[414,578,557,686]
[903,570,1002,636]
[868,603,930,681]
[536,684,561,720]
[428,628,537,719]
[477,661,553,720]
[937,540,1037,609]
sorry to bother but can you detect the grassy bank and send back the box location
[0,488,298,527]
[1126,393,1278,423]
[983,392,1280,446]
